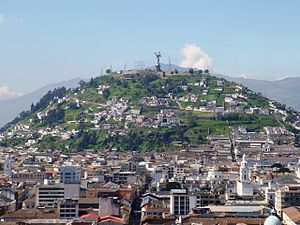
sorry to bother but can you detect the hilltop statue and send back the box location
[154,51,161,72]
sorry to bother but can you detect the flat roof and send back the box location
[196,205,266,213]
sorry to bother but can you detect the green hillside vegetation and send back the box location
[0,72,292,152]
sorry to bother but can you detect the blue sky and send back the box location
[0,0,300,96]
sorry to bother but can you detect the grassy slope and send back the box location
[0,73,285,152]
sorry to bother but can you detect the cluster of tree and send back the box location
[88,77,99,88]
[164,182,181,191]
[145,77,189,96]
[271,163,291,174]
[138,74,160,86]
[188,69,209,74]
[0,136,27,147]
[286,113,298,123]
[31,87,68,112]
[170,69,179,74]
[216,113,256,121]
[37,135,62,151]
[69,102,80,110]
[294,135,300,147]
[42,108,65,125]
[272,101,286,111]
[102,89,110,100]
[78,130,98,149]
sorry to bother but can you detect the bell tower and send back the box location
[240,154,250,182]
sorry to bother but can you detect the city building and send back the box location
[36,182,79,208]
[60,164,81,184]
[275,185,300,217]
[170,189,220,216]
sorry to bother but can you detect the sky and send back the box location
[0,0,300,98]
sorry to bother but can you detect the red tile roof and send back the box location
[100,215,124,224]
[80,213,100,220]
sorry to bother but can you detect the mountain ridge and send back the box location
[0,78,82,128]
[216,75,300,110]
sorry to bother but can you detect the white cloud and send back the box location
[0,85,23,100]
[240,73,248,79]
[0,14,4,24]
[180,43,213,69]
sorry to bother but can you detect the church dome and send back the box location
[264,210,281,225]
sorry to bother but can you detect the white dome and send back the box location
[264,214,281,225]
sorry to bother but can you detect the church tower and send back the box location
[236,154,253,197]
[4,154,12,177]
[296,158,300,178]
[240,154,250,182]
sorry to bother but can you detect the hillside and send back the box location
[0,78,82,128]
[217,75,300,111]
[1,71,300,152]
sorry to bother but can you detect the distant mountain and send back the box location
[0,78,82,128]
[216,75,300,111]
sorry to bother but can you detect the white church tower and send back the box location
[4,154,12,177]
[236,154,253,197]
[296,158,300,178]
[240,154,250,182]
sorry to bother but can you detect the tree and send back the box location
[278,167,291,174]
[174,69,179,74]
[198,69,203,74]
[165,182,181,191]
[32,87,68,112]
[204,69,209,74]
[31,103,35,112]
[43,108,65,125]
[78,131,98,149]
[89,77,97,88]
[103,89,110,100]
[79,80,86,88]
[188,68,194,74]
[271,163,283,168]
[295,135,300,147]
[106,69,111,74]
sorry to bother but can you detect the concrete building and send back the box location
[170,189,220,216]
[59,199,79,219]
[59,164,81,184]
[275,185,300,217]
[282,207,300,225]
[207,166,223,181]
[36,183,79,208]
[113,171,137,184]
[36,183,64,208]
[99,197,120,217]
